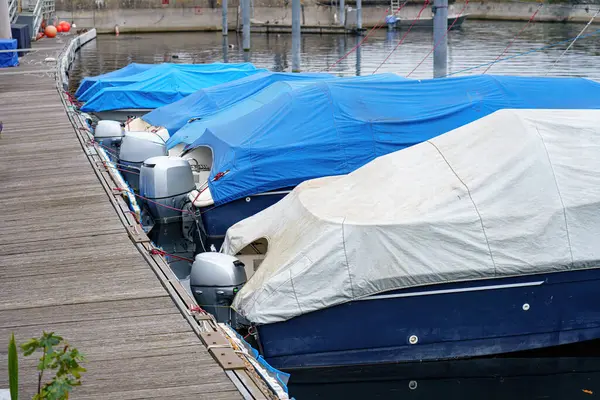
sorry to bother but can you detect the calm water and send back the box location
[68,20,600,91]
[69,20,600,399]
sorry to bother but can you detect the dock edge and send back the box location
[54,30,290,400]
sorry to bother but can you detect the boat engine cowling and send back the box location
[118,131,167,192]
[94,120,124,157]
[190,253,248,327]
[139,156,195,223]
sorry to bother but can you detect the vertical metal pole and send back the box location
[0,0,12,39]
[355,37,361,75]
[356,0,362,31]
[242,0,250,51]
[223,35,229,62]
[433,0,448,78]
[222,0,228,36]
[339,0,345,26]
[291,0,301,72]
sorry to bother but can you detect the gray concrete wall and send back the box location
[55,0,600,32]
[464,1,600,23]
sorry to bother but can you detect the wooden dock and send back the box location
[0,34,274,399]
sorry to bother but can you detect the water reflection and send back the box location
[68,20,600,93]
[222,36,229,63]
[288,356,600,399]
[356,40,362,76]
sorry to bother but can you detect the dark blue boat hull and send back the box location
[256,267,600,370]
[200,191,288,248]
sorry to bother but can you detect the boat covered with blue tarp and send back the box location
[75,63,154,99]
[77,62,258,102]
[190,75,600,206]
[80,66,267,113]
[170,73,407,150]
[144,71,336,136]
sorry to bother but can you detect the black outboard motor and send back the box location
[117,131,167,192]
[190,253,248,328]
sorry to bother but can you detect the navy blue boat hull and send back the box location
[255,267,600,370]
[200,191,289,248]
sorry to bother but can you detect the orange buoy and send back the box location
[61,22,71,32]
[44,25,57,38]
[35,32,44,41]
[56,24,64,33]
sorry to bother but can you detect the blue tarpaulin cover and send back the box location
[75,63,153,98]
[77,62,258,101]
[0,39,18,68]
[170,73,406,150]
[144,71,335,135]
[80,66,267,112]
[167,81,320,149]
[193,75,600,205]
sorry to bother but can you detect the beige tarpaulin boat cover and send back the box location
[223,109,600,324]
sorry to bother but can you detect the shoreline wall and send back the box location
[55,0,600,33]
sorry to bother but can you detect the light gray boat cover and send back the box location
[223,109,600,324]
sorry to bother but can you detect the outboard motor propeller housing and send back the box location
[93,120,124,158]
[139,156,196,223]
[190,253,248,327]
[118,131,167,192]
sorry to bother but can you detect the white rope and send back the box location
[546,9,600,75]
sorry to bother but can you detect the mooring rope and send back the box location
[481,2,544,74]
[325,2,408,72]
[149,248,194,263]
[113,187,195,215]
[407,0,470,77]
[372,0,431,74]
[85,137,119,157]
[443,27,600,77]
[545,8,600,75]
[101,163,141,175]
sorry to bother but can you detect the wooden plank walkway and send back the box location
[0,36,244,399]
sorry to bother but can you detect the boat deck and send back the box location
[0,35,253,399]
